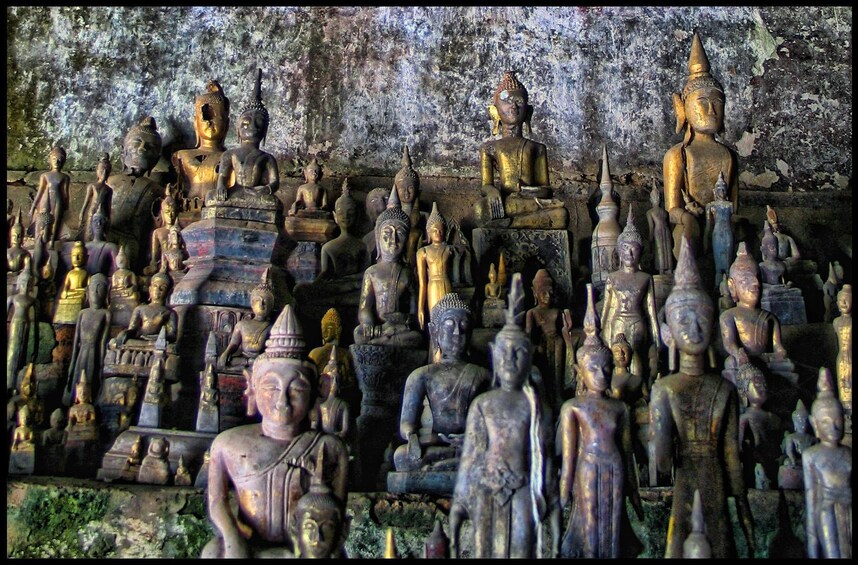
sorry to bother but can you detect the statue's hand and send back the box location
[407,433,422,461]
[254,185,273,195]
[561,309,574,349]
[418,310,425,331]
[481,185,503,220]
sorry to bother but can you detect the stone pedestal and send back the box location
[9,446,35,475]
[387,470,457,495]
[283,214,337,243]
[761,285,807,325]
[286,241,323,285]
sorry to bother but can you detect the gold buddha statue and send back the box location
[217,268,274,368]
[7,268,38,392]
[663,32,738,261]
[174,455,193,486]
[308,308,355,392]
[29,146,70,244]
[9,404,35,475]
[833,284,852,424]
[475,71,568,229]
[54,241,89,324]
[113,267,178,346]
[289,158,329,217]
[289,450,349,559]
[7,209,32,281]
[172,80,230,207]
[109,244,140,328]
[78,153,113,242]
[416,202,454,331]
[66,370,99,443]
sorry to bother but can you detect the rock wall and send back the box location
[6,6,852,192]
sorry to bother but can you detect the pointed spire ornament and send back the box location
[599,144,616,202]
[673,235,703,291]
[617,206,643,248]
[729,241,759,279]
[383,527,399,558]
[682,489,712,558]
[683,31,723,98]
[264,304,306,359]
[427,201,446,232]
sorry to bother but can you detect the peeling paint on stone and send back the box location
[775,158,790,178]
[736,131,761,158]
[740,169,780,188]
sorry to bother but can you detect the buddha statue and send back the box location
[646,181,673,275]
[833,285,852,427]
[485,262,502,299]
[738,363,784,489]
[803,367,852,559]
[210,69,279,207]
[108,116,165,272]
[474,71,568,229]
[161,223,189,277]
[289,450,350,559]
[308,308,355,394]
[172,80,230,206]
[9,404,35,475]
[704,171,734,289]
[362,187,389,263]
[663,32,738,261]
[9,364,45,430]
[29,146,70,244]
[393,145,426,268]
[64,273,111,407]
[416,202,454,331]
[84,211,118,276]
[766,205,817,275]
[353,185,422,347]
[777,399,818,490]
[6,268,38,392]
[394,293,490,474]
[217,268,274,369]
[78,153,113,242]
[310,347,350,441]
[40,407,68,475]
[526,268,564,411]
[319,179,368,279]
[143,192,179,276]
[759,220,807,325]
[649,236,754,558]
[137,436,171,485]
[591,145,621,290]
[720,242,797,386]
[760,220,785,285]
[108,244,140,328]
[202,304,349,558]
[289,158,329,217]
[7,209,32,286]
[174,455,193,486]
[682,490,712,558]
[601,208,661,383]
[53,241,89,325]
[718,271,735,313]
[195,364,219,433]
[65,369,99,466]
[610,332,651,488]
[822,261,844,323]
[558,283,643,558]
[112,267,178,347]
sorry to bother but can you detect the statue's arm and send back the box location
[166,310,179,343]
[663,147,685,222]
[262,156,279,195]
[218,326,243,367]
[703,205,714,253]
[601,279,615,337]
[719,311,744,363]
[416,249,428,330]
[802,455,820,558]
[215,152,233,199]
[648,383,673,475]
[725,387,755,556]
[479,145,494,188]
[534,143,550,187]
[451,401,485,557]
[98,311,112,363]
[770,315,788,358]
[207,444,249,558]
[79,184,94,228]
[558,401,578,508]
[399,372,426,440]
[357,271,376,329]
[645,277,661,348]
[68,311,84,379]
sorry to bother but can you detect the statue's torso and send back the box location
[565,395,625,460]
[174,147,224,200]
[237,318,272,357]
[108,173,162,237]
[482,137,547,192]
[683,141,734,208]
[366,262,413,320]
[424,362,489,435]
[132,303,173,337]
[723,306,775,357]
[472,390,532,481]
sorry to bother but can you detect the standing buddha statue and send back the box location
[704,171,735,289]
[416,202,454,331]
[64,273,111,407]
[833,284,852,438]
[646,181,673,275]
[526,268,564,412]
[6,268,38,392]
[143,191,179,276]
[78,153,113,242]
[29,146,70,244]
[393,145,425,268]
[84,211,119,276]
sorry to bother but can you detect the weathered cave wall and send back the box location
[6,6,852,192]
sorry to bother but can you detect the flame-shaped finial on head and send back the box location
[305,157,322,180]
[427,201,446,232]
[766,205,778,227]
[714,171,728,196]
[793,398,809,422]
[384,528,398,558]
[401,144,411,169]
[673,236,703,291]
[264,304,306,359]
[580,284,610,360]
[393,144,420,200]
[503,273,526,330]
[240,69,269,125]
[682,31,724,99]
[599,144,616,202]
[375,183,410,233]
[617,206,643,248]
[816,366,836,398]
[729,241,759,279]
[11,208,23,236]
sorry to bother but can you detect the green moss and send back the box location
[163,513,213,558]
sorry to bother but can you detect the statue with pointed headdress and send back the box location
[450,274,555,558]
[65,369,100,477]
[109,243,139,328]
[6,267,38,392]
[649,236,754,558]
[416,202,454,331]
[29,146,70,244]
[79,152,114,242]
[7,209,32,281]
[833,284,851,433]
[663,32,738,261]
[646,179,673,275]
[591,145,621,290]
[289,447,350,558]
[310,346,351,441]
[765,205,817,276]
[112,264,177,347]
[308,308,355,393]
[143,188,179,276]
[202,304,349,558]
[64,273,111,407]
[777,399,818,490]
[526,268,564,413]
[704,171,734,289]
[217,267,275,368]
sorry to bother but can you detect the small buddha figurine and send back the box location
[113,267,178,346]
[526,268,564,411]
[485,262,502,299]
[759,220,785,285]
[682,490,712,558]
[319,178,369,278]
[108,116,164,271]
[447,219,474,288]
[289,158,328,216]
[394,293,490,473]
[161,223,189,278]
[66,370,99,444]
[64,273,111,407]
[363,187,389,263]
[720,242,796,385]
[649,236,754,558]
[591,145,621,289]
[833,284,852,424]
[143,192,179,276]
[6,268,38,392]
[78,153,113,242]
[217,268,274,368]
[663,32,738,261]
[777,399,818,490]
[475,71,568,229]
[40,407,67,475]
[601,208,661,382]
[609,333,646,403]
[117,376,140,434]
[174,455,193,486]
[119,433,145,482]
[353,185,422,347]
[108,244,140,328]
[212,69,279,205]
[393,145,426,268]
[558,283,643,558]
[766,205,817,275]
[704,171,735,289]
[738,363,784,489]
[194,449,210,489]
[803,367,852,559]
[9,364,45,431]
[9,404,36,475]
[42,408,68,449]
[7,209,31,279]
[137,436,171,485]
[202,304,349,558]
[718,271,735,313]
[195,364,219,434]
[288,454,350,558]
[450,274,553,558]
[29,146,70,244]
[53,241,89,324]
[823,262,844,323]
[308,308,355,392]
[84,211,118,276]
[646,181,673,275]
[310,347,350,441]
[172,80,230,204]
[416,202,454,330]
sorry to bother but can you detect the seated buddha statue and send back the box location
[481,259,507,328]
[217,268,275,369]
[143,191,179,276]
[663,32,738,261]
[318,179,369,279]
[161,224,189,282]
[759,220,806,325]
[9,404,35,475]
[308,308,355,393]
[353,185,423,347]
[54,241,89,325]
[289,158,329,217]
[112,267,178,347]
[84,211,118,276]
[7,209,31,295]
[109,244,140,328]
[310,346,350,442]
[65,370,99,443]
[474,71,568,229]
[765,205,817,276]
[777,399,817,490]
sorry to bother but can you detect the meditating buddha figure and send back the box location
[310,346,350,441]
[766,205,817,275]
[663,32,738,261]
[289,158,328,217]
[308,308,355,392]
[143,192,179,276]
[475,71,568,229]
[29,146,70,244]
[78,153,113,242]
[113,267,178,347]
[161,223,189,277]
[109,244,140,328]
[7,209,31,279]
[217,268,275,369]
[777,399,817,490]
[54,241,89,325]
[416,202,454,331]
[84,211,119,276]
[318,179,368,279]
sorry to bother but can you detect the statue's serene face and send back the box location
[334,203,356,231]
[378,222,407,263]
[251,292,272,320]
[746,377,767,407]
[365,190,388,223]
[122,132,160,172]
[579,351,610,393]
[836,291,851,315]
[491,334,531,390]
[238,110,267,143]
[11,228,23,247]
[149,279,169,303]
[714,185,727,202]
[96,161,110,182]
[296,507,342,559]
[397,183,415,206]
[729,271,760,307]
[618,241,642,269]
[50,409,63,430]
[252,364,312,428]
[76,383,91,404]
[666,296,714,356]
[761,239,778,262]
[684,87,724,135]
[194,102,228,144]
[162,202,177,226]
[71,246,85,268]
[495,90,527,126]
[433,309,471,360]
[611,343,631,370]
[91,216,106,239]
[116,253,129,271]
[792,413,807,433]
[49,151,65,170]
[321,322,338,344]
[428,223,444,244]
[88,282,107,309]
[811,403,844,443]
[533,283,553,308]
[304,168,321,185]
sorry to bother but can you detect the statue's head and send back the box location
[713,171,728,201]
[250,268,275,321]
[578,283,612,393]
[115,244,130,271]
[49,146,67,169]
[649,183,661,207]
[237,69,269,145]
[159,196,178,227]
[489,274,533,390]
[96,152,112,182]
[320,308,342,345]
[489,71,532,134]
[742,363,768,408]
[393,145,420,207]
[809,367,844,444]
[90,210,108,240]
[304,158,322,184]
[429,293,472,362]
[374,185,410,263]
[290,448,347,559]
[71,241,86,269]
[10,209,24,246]
[49,407,65,430]
[727,242,760,307]
[531,268,554,308]
[426,202,446,244]
[122,116,162,174]
[791,399,809,434]
[148,437,170,458]
[488,262,497,284]
[761,221,778,262]
[149,268,172,304]
[75,370,92,404]
[248,305,316,431]
[616,207,643,269]
[837,284,852,316]
[611,333,632,371]
[87,273,109,309]
[833,261,844,281]
[665,236,714,356]
[194,80,229,147]
[365,187,389,226]
[674,32,725,137]
[765,205,780,233]
[333,179,357,231]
